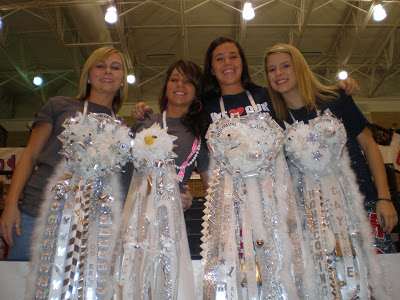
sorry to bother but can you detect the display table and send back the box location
[0,254,399,299]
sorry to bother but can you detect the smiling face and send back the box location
[88,52,124,98]
[165,68,196,110]
[266,52,300,100]
[211,42,244,95]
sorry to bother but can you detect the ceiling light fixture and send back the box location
[33,76,43,86]
[338,71,348,80]
[127,74,136,84]
[242,3,255,21]
[373,3,386,22]
[105,4,118,24]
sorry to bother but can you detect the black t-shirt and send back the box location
[205,87,278,123]
[287,90,376,208]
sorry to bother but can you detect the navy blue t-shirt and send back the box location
[205,87,278,124]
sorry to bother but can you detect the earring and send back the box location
[190,98,202,115]
[88,79,91,84]
[121,83,124,87]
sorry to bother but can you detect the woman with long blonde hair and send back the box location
[0,47,128,261]
[264,43,396,298]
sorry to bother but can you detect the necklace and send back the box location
[162,110,201,177]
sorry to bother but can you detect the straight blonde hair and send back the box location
[76,47,128,113]
[264,43,338,123]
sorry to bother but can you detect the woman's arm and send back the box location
[356,126,398,234]
[0,122,53,246]
[200,171,209,190]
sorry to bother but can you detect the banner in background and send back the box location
[0,147,24,182]
[379,133,400,172]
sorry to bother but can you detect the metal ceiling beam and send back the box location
[136,70,167,88]
[0,43,40,97]
[294,0,317,48]
[337,2,375,67]
[6,23,400,33]
[367,18,400,74]
[369,47,400,97]
[40,5,81,78]
[286,0,302,45]
[0,1,104,11]
[115,1,142,102]
[237,1,247,47]
[180,0,189,59]
[323,2,357,81]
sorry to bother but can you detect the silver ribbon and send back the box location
[117,163,194,299]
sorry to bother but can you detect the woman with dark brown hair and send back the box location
[116,59,209,299]
[133,59,209,202]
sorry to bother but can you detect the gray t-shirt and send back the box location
[132,113,209,190]
[20,96,113,217]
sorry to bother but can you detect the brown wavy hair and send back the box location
[159,60,208,139]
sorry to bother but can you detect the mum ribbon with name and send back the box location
[201,112,301,300]
[26,110,133,300]
[114,123,195,300]
[284,109,390,299]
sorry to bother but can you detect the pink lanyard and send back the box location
[162,110,201,179]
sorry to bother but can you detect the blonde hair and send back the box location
[76,47,128,113]
[264,43,338,123]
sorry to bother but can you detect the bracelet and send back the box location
[377,198,394,202]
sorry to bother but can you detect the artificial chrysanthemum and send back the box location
[132,123,177,165]
[58,112,133,177]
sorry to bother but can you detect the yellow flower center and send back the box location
[144,135,154,145]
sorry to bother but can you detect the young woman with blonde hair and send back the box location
[0,47,128,261]
[264,43,396,298]
[264,43,397,242]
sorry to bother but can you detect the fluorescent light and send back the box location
[373,4,386,22]
[127,74,136,84]
[105,5,118,24]
[33,76,43,86]
[242,3,255,21]
[338,71,348,80]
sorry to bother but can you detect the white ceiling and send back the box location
[0,0,399,131]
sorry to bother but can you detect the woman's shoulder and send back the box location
[43,96,82,110]
[48,96,79,104]
[39,96,80,113]
[146,112,162,123]
[318,89,353,107]
[132,112,161,132]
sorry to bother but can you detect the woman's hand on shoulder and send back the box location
[0,204,21,247]
[131,102,153,120]
[376,200,398,234]
[337,77,360,96]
